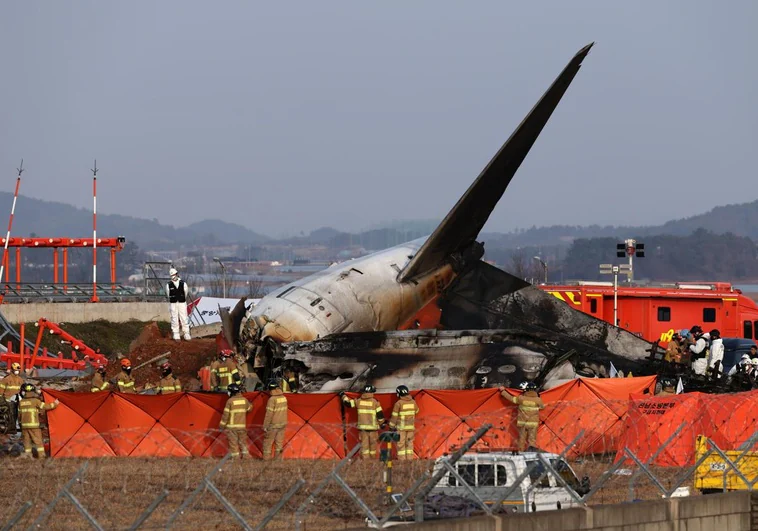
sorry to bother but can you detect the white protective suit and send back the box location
[167,276,191,341]
[690,333,710,376]
[707,337,724,374]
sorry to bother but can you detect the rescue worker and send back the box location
[90,364,110,392]
[389,385,419,460]
[0,362,23,431]
[281,367,298,393]
[750,359,758,388]
[664,333,684,363]
[500,382,545,452]
[342,384,385,459]
[707,329,724,377]
[211,350,241,392]
[656,378,677,396]
[689,326,709,376]
[0,362,24,399]
[157,362,182,394]
[219,383,252,458]
[262,379,288,459]
[18,383,58,458]
[166,267,191,341]
[729,353,752,376]
[117,359,136,394]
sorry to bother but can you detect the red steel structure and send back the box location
[0,317,109,371]
[0,236,125,293]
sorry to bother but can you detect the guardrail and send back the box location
[0,283,166,303]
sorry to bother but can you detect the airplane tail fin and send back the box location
[398,43,593,282]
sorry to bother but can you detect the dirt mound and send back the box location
[127,322,163,353]
[82,323,218,392]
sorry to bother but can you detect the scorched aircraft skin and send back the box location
[225,43,661,392]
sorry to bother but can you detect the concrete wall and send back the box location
[1,302,167,324]
[390,492,756,531]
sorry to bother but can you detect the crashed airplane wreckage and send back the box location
[221,43,664,393]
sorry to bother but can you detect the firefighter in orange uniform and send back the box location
[19,383,58,458]
[500,382,545,451]
[117,359,136,393]
[90,364,110,392]
[262,379,288,459]
[1,362,24,399]
[156,362,182,394]
[389,385,419,460]
[211,350,241,392]
[342,384,385,459]
[219,383,252,458]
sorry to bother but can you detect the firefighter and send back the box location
[1,362,24,399]
[281,367,298,393]
[166,267,191,341]
[500,382,545,452]
[656,378,677,396]
[389,385,419,461]
[157,362,182,394]
[117,359,136,393]
[90,364,110,392]
[664,332,683,363]
[211,350,241,392]
[262,379,288,459]
[18,383,58,458]
[219,383,252,458]
[342,384,385,459]
[0,362,23,431]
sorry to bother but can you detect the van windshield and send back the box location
[550,459,580,490]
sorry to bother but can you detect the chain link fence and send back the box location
[4,414,758,530]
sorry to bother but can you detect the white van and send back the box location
[431,450,590,513]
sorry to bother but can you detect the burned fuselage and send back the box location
[223,44,652,393]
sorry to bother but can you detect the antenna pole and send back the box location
[91,160,99,302]
[0,160,24,302]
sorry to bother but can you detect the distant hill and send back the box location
[0,192,269,248]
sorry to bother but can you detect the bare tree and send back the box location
[208,271,225,297]
[246,278,266,299]
[509,251,540,282]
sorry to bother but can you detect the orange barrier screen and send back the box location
[43,376,658,459]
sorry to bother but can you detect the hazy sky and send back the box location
[1,2,756,238]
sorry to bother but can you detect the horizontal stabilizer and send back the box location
[398,43,593,282]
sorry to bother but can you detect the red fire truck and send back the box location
[538,282,758,344]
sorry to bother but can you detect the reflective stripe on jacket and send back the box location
[220,396,252,429]
[91,373,110,393]
[158,375,182,394]
[344,393,384,431]
[19,394,57,429]
[390,396,419,431]
[211,360,240,390]
[117,371,135,393]
[502,390,544,427]
[263,389,288,429]
[0,374,24,399]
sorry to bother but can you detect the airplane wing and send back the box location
[398,43,594,282]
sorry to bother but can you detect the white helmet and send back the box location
[169,268,178,276]
[751,358,758,366]
[742,353,751,361]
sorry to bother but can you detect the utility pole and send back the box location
[0,160,23,300]
[533,256,548,284]
[600,263,632,327]
[91,160,99,302]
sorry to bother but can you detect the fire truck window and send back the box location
[745,321,753,340]
[703,308,716,323]
[590,299,598,313]
[755,321,758,340]
[657,307,671,322]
